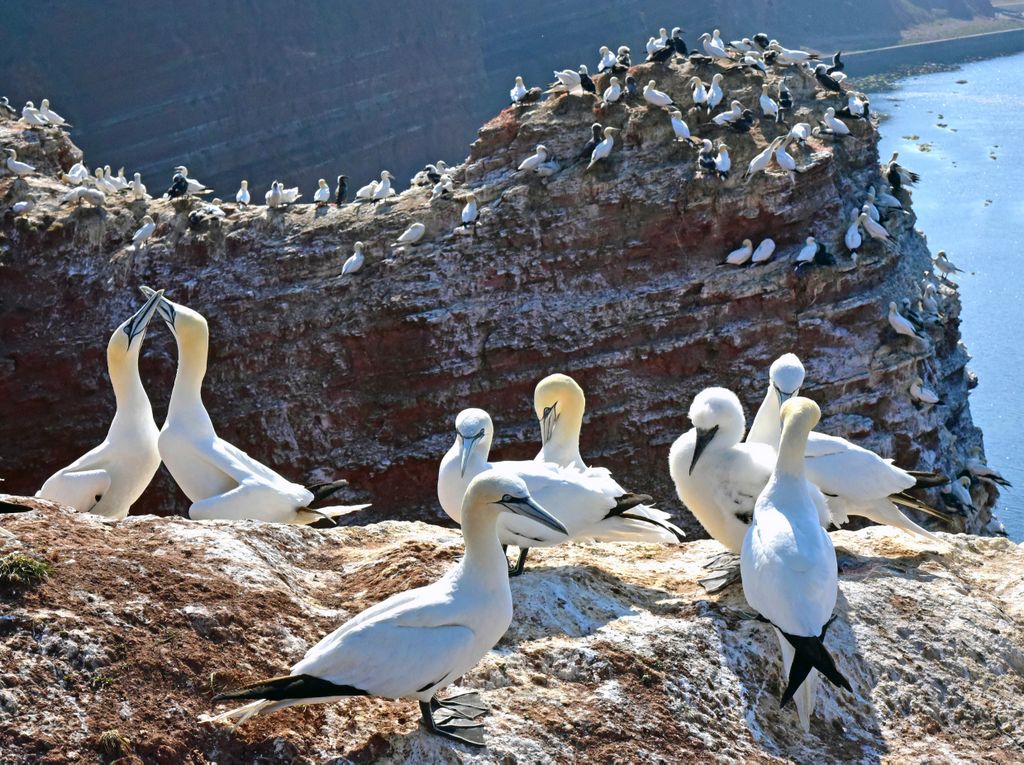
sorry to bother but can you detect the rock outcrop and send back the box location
[1,502,1022,763]
[0,1,994,194]
[0,52,1000,536]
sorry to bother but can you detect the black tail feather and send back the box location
[213,673,367,702]
[0,500,31,513]
[779,622,852,706]
[607,493,655,517]
[307,479,349,504]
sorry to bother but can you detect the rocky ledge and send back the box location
[0,503,1022,763]
[0,52,1000,535]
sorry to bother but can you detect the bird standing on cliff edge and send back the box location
[138,287,367,524]
[36,290,165,519]
[741,397,853,732]
[132,216,156,252]
[203,470,566,747]
[335,175,348,205]
[342,241,365,275]
[586,127,618,171]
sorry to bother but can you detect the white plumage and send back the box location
[393,222,426,246]
[643,80,673,108]
[342,241,365,276]
[132,216,156,252]
[518,145,548,172]
[724,239,753,266]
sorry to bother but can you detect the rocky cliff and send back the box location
[0,0,994,194]
[0,52,1000,535]
[1,502,1022,763]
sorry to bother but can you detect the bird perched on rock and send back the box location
[313,179,331,206]
[615,45,632,70]
[342,241,365,276]
[845,209,863,256]
[814,64,844,96]
[132,215,156,252]
[393,222,426,247]
[724,239,753,266]
[164,170,189,199]
[751,238,777,265]
[510,76,528,104]
[265,181,284,208]
[597,46,617,73]
[689,76,709,109]
[12,198,35,214]
[576,123,604,161]
[910,377,940,406]
[778,83,793,122]
[549,68,584,96]
[461,193,478,230]
[4,149,35,176]
[933,250,964,281]
[39,99,71,128]
[518,145,549,172]
[0,96,17,117]
[601,77,622,107]
[699,32,730,61]
[624,76,640,101]
[578,65,596,93]
[741,397,853,732]
[173,165,212,196]
[643,80,674,108]
[884,152,920,193]
[20,101,48,127]
[647,39,675,63]
[859,212,892,245]
[335,175,348,205]
[759,84,779,121]
[795,236,834,273]
[730,109,756,133]
[821,108,850,136]
[775,137,797,182]
[706,73,724,113]
[670,27,688,55]
[714,143,731,179]
[586,127,618,171]
[61,186,106,207]
[745,137,783,180]
[669,110,691,142]
[127,172,148,202]
[235,180,250,207]
[712,100,743,125]
[888,301,926,341]
[698,139,718,176]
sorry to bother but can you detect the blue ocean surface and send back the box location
[872,51,1024,540]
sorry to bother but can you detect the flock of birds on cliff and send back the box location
[0,24,1011,750]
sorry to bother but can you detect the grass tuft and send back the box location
[0,553,52,588]
[96,728,132,758]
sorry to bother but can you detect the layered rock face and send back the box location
[0,1,993,194]
[1,503,1022,763]
[0,53,998,535]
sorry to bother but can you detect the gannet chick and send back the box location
[697,139,717,176]
[724,239,753,266]
[510,75,528,103]
[204,470,566,747]
[966,446,1011,487]
[4,149,36,176]
[586,126,618,171]
[689,76,708,108]
[164,170,188,199]
[714,143,731,179]
[759,84,779,120]
[741,397,852,732]
[38,99,70,127]
[129,172,148,201]
[235,180,250,207]
[888,301,925,341]
[342,241,365,276]
[518,144,548,172]
[21,101,48,127]
[601,77,622,107]
[910,377,940,406]
[669,110,691,142]
[439,409,681,576]
[747,353,952,537]
[371,171,395,203]
[173,165,212,196]
[822,108,850,136]
[578,65,595,93]
[643,80,674,109]
[393,222,425,247]
[615,45,631,70]
[140,288,369,524]
[314,179,331,206]
[712,101,743,126]
[461,193,478,230]
[36,290,165,519]
[335,175,348,205]
[751,238,776,265]
[132,216,156,252]
[670,27,688,54]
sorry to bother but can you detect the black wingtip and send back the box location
[0,499,32,514]
[307,479,350,504]
[907,470,949,489]
[214,673,367,702]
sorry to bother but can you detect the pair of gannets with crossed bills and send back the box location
[203,470,567,747]
[36,290,166,519]
[741,397,853,732]
[438,374,684,575]
[137,287,368,524]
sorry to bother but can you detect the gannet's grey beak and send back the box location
[499,495,567,536]
[122,288,164,347]
[541,403,558,445]
[774,385,796,406]
[689,425,719,475]
[139,284,176,330]
[458,434,479,478]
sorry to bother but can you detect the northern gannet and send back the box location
[845,209,862,255]
[575,124,604,162]
[0,96,17,117]
[371,171,394,202]
[643,80,673,109]
[778,82,793,119]
[342,241,365,276]
[822,108,850,136]
[60,186,105,207]
[601,77,622,107]
[706,74,724,112]
[730,37,754,52]
[597,46,615,72]
[93,167,118,194]
[204,470,567,747]
[814,64,844,95]
[38,99,70,127]
[775,138,797,181]
[438,409,681,576]
[12,198,35,214]
[859,212,891,243]
[314,179,331,206]
[647,38,675,63]
[21,101,48,127]
[164,171,189,199]
[106,166,128,192]
[265,181,284,208]
[711,101,742,126]
[132,216,156,252]
[173,165,212,196]
[280,185,301,205]
[863,195,880,222]
[770,41,819,64]
[741,397,852,732]
[689,76,708,108]
[586,126,618,171]
[518,144,548,172]
[697,139,717,176]
[334,175,347,204]
[751,238,777,265]
[745,137,783,180]
[752,33,771,51]
[578,65,595,93]
[933,250,964,281]
[129,172,148,201]
[966,447,1011,487]
[888,301,925,341]
[788,122,811,144]
[430,175,453,199]
[461,193,478,229]
[393,222,425,247]
[699,32,729,60]
[141,288,368,524]
[645,37,664,57]
[747,354,951,537]
[669,110,691,142]
[63,162,90,185]
[549,69,583,96]
[759,84,779,120]
[884,152,920,192]
[4,149,35,176]
[510,76,528,104]
[36,291,165,519]
[910,377,940,406]
[794,237,834,272]
[235,180,250,206]
[724,239,753,266]
[714,144,731,179]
